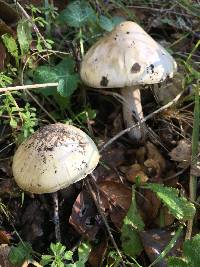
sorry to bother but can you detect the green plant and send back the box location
[8,241,34,266]
[121,183,196,262]
[0,93,38,141]
[40,242,91,267]
[168,233,200,267]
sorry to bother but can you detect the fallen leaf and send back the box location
[144,159,161,178]
[88,238,108,267]
[153,71,183,105]
[146,142,166,173]
[169,139,191,166]
[137,188,161,225]
[169,139,200,176]
[155,206,175,227]
[0,231,12,245]
[0,1,19,25]
[125,163,148,184]
[98,181,132,229]
[140,228,183,267]
[69,190,100,240]
[101,145,125,168]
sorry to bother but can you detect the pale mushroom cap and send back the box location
[12,123,99,194]
[80,21,177,88]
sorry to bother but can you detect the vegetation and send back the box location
[0,0,199,266]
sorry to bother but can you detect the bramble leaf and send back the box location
[144,183,196,220]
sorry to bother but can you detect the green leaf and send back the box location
[167,257,188,267]
[168,234,200,267]
[33,57,79,97]
[40,255,53,266]
[10,117,18,128]
[64,250,73,260]
[58,1,95,28]
[17,19,32,55]
[144,183,196,220]
[121,187,144,258]
[8,242,33,266]
[183,234,200,266]
[33,65,58,95]
[78,242,91,264]
[124,186,145,231]
[2,33,19,66]
[121,224,143,258]
[111,16,126,26]
[99,15,114,32]
[57,74,79,97]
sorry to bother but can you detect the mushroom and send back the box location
[12,123,99,240]
[80,21,177,141]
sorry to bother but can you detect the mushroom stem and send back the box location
[53,192,61,242]
[121,86,146,140]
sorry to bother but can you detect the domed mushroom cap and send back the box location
[80,21,177,88]
[12,123,99,194]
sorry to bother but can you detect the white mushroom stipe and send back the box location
[80,21,177,140]
[12,123,100,194]
[121,87,145,140]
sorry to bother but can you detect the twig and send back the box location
[0,83,58,93]
[100,91,184,152]
[86,175,126,267]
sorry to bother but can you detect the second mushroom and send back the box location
[80,21,177,141]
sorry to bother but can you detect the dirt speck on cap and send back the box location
[100,76,109,87]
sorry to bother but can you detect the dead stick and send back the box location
[0,83,58,93]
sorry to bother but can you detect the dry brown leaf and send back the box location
[146,142,166,173]
[98,181,132,228]
[101,146,125,168]
[169,139,200,176]
[69,190,100,240]
[125,163,148,184]
[155,206,175,227]
[137,189,161,225]
[169,139,191,164]
[89,238,108,267]
[0,231,11,245]
[135,146,147,164]
[153,72,183,105]
[144,159,161,178]
[140,229,183,267]
[0,1,19,25]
